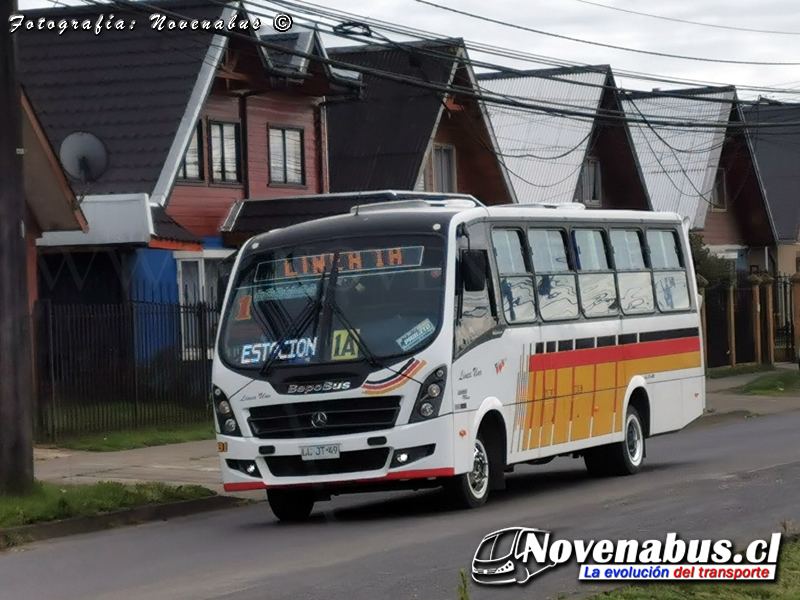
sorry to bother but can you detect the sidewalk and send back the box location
[34,367,799,498]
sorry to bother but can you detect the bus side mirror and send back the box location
[217,252,237,312]
[461,249,488,292]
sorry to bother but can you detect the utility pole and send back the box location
[0,0,35,496]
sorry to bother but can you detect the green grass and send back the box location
[49,423,216,452]
[0,480,215,530]
[585,538,800,600]
[740,371,800,396]
[706,364,776,379]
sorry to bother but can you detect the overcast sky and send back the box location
[16,0,800,100]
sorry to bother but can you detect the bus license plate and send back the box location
[300,444,340,461]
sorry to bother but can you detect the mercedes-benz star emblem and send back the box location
[310,412,328,428]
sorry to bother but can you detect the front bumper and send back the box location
[218,415,456,491]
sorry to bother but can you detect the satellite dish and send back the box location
[59,132,109,183]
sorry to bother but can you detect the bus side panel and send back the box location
[553,367,572,445]
[592,362,616,436]
[570,364,594,441]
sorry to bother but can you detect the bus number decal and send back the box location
[332,329,360,360]
[235,295,253,321]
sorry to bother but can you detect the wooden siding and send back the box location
[168,88,325,238]
[702,133,773,247]
[432,100,513,205]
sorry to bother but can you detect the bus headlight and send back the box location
[409,366,447,423]
[212,386,242,437]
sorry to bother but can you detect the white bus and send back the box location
[212,194,705,521]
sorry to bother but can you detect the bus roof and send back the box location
[239,197,685,251]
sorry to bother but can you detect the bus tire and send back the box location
[584,406,645,477]
[267,488,315,522]
[445,433,491,509]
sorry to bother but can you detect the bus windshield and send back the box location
[218,234,447,370]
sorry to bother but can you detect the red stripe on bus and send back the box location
[529,336,701,371]
[224,482,268,492]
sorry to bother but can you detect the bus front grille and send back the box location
[247,396,402,439]
[265,448,391,477]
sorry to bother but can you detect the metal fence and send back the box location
[33,299,218,442]
[774,276,796,362]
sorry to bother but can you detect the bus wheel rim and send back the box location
[626,415,643,465]
[469,439,489,498]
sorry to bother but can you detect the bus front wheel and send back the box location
[267,488,315,522]
[584,406,645,477]
[445,434,491,509]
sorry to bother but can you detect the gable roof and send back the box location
[326,39,463,192]
[476,66,612,204]
[17,0,236,203]
[150,205,202,245]
[21,91,87,234]
[622,87,736,230]
[741,101,800,244]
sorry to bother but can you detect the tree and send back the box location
[689,233,734,290]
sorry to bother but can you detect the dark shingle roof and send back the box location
[325,41,461,193]
[151,206,202,243]
[742,102,800,244]
[16,0,230,196]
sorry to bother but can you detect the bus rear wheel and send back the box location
[445,434,491,509]
[584,406,645,477]
[267,488,315,522]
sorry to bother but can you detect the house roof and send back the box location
[150,206,202,244]
[259,31,363,86]
[741,101,800,244]
[17,0,235,201]
[476,66,611,204]
[325,40,463,192]
[220,190,475,244]
[21,91,87,234]
[621,87,736,230]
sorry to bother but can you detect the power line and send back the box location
[572,0,800,37]
[262,0,800,96]
[54,0,800,131]
[412,0,800,67]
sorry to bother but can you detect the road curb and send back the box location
[0,494,247,549]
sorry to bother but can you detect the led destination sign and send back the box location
[254,246,425,282]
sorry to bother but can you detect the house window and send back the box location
[269,127,305,185]
[432,145,456,193]
[711,168,727,211]
[177,122,203,181]
[209,121,241,183]
[177,253,231,359]
[575,157,602,207]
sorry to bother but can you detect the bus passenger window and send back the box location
[573,229,618,318]
[455,249,497,354]
[647,230,690,312]
[528,229,578,321]
[610,229,654,315]
[491,229,536,324]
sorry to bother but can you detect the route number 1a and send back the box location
[332,329,360,360]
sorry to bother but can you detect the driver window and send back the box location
[455,249,497,355]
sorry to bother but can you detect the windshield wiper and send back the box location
[258,269,327,377]
[322,258,424,385]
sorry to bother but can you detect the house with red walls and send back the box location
[16,0,359,358]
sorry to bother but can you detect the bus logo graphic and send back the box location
[472,527,556,585]
[310,412,328,428]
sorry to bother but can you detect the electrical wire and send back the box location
[412,0,800,67]
[571,0,800,37]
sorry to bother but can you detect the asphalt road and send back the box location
[2,411,799,600]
